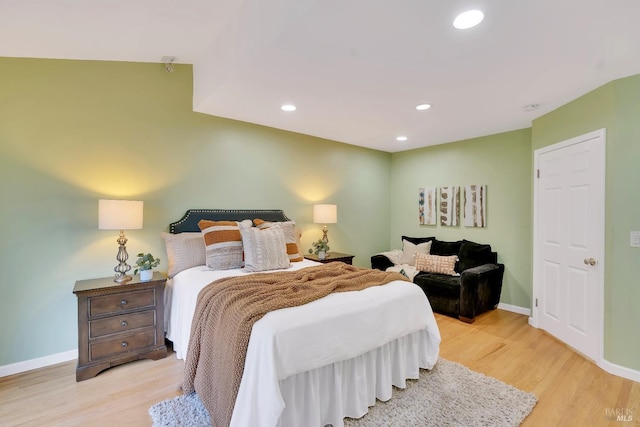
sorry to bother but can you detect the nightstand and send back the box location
[73,272,167,381]
[305,252,355,265]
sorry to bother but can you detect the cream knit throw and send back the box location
[182,263,409,427]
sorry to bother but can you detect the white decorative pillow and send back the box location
[198,219,252,270]
[415,253,460,276]
[239,225,291,272]
[399,239,432,265]
[161,232,206,278]
[253,219,303,262]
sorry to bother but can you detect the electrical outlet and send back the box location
[631,231,640,248]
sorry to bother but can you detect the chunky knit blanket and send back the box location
[182,263,409,427]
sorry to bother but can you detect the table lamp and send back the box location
[313,204,337,245]
[99,199,143,283]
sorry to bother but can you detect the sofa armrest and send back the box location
[459,263,505,322]
[463,263,502,276]
[371,254,395,271]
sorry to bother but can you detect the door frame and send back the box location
[530,128,606,363]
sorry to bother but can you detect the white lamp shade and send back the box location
[313,204,337,224]
[98,199,143,230]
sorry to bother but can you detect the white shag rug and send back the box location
[149,359,537,427]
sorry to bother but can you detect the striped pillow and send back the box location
[415,253,460,276]
[253,219,303,262]
[198,219,252,270]
[239,225,291,272]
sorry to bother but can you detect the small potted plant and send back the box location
[134,252,160,281]
[309,240,330,260]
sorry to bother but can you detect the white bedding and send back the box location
[165,259,322,359]
[165,260,441,427]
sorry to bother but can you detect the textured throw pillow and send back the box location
[198,219,252,270]
[415,253,460,276]
[240,225,291,272]
[398,239,432,265]
[161,232,206,278]
[253,218,303,262]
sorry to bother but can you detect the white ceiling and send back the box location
[2,0,640,152]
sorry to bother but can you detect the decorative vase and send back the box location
[139,269,153,281]
[318,251,326,260]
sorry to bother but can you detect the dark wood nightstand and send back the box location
[73,272,167,381]
[305,252,355,265]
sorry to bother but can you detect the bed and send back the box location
[163,209,441,427]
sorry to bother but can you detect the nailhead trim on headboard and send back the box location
[169,209,291,234]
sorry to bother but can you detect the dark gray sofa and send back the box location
[371,236,504,323]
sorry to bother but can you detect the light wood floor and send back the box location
[1,309,638,426]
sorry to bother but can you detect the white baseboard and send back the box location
[599,358,640,383]
[0,349,77,378]
[497,302,531,316]
[527,315,640,382]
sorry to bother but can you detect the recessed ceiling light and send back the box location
[396,136,408,142]
[453,10,484,29]
[416,103,432,111]
[281,104,296,112]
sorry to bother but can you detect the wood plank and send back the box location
[0,310,638,426]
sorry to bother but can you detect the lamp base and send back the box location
[113,230,133,283]
[114,273,132,283]
[321,226,330,255]
[322,226,329,244]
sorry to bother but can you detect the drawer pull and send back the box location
[120,299,127,306]
[121,341,128,348]
[120,320,128,327]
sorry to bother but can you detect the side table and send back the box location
[73,272,167,381]
[304,252,355,265]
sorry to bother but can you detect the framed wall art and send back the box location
[439,186,460,226]
[464,184,487,227]
[419,187,437,225]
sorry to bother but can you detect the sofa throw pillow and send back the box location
[240,225,291,272]
[253,218,303,262]
[456,240,495,273]
[161,232,206,278]
[198,219,252,270]
[399,239,432,265]
[401,236,435,246]
[415,253,460,276]
[430,239,463,256]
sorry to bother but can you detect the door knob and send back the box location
[583,258,597,266]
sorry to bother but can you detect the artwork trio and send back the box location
[419,185,487,227]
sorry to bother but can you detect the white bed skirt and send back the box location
[168,264,441,427]
[273,329,438,427]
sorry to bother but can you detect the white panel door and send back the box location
[534,129,605,361]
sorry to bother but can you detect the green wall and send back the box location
[1,56,637,375]
[389,129,533,308]
[532,75,640,371]
[0,57,391,366]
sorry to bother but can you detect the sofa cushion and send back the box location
[456,240,494,272]
[431,239,463,256]
[401,235,435,246]
[414,272,460,298]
